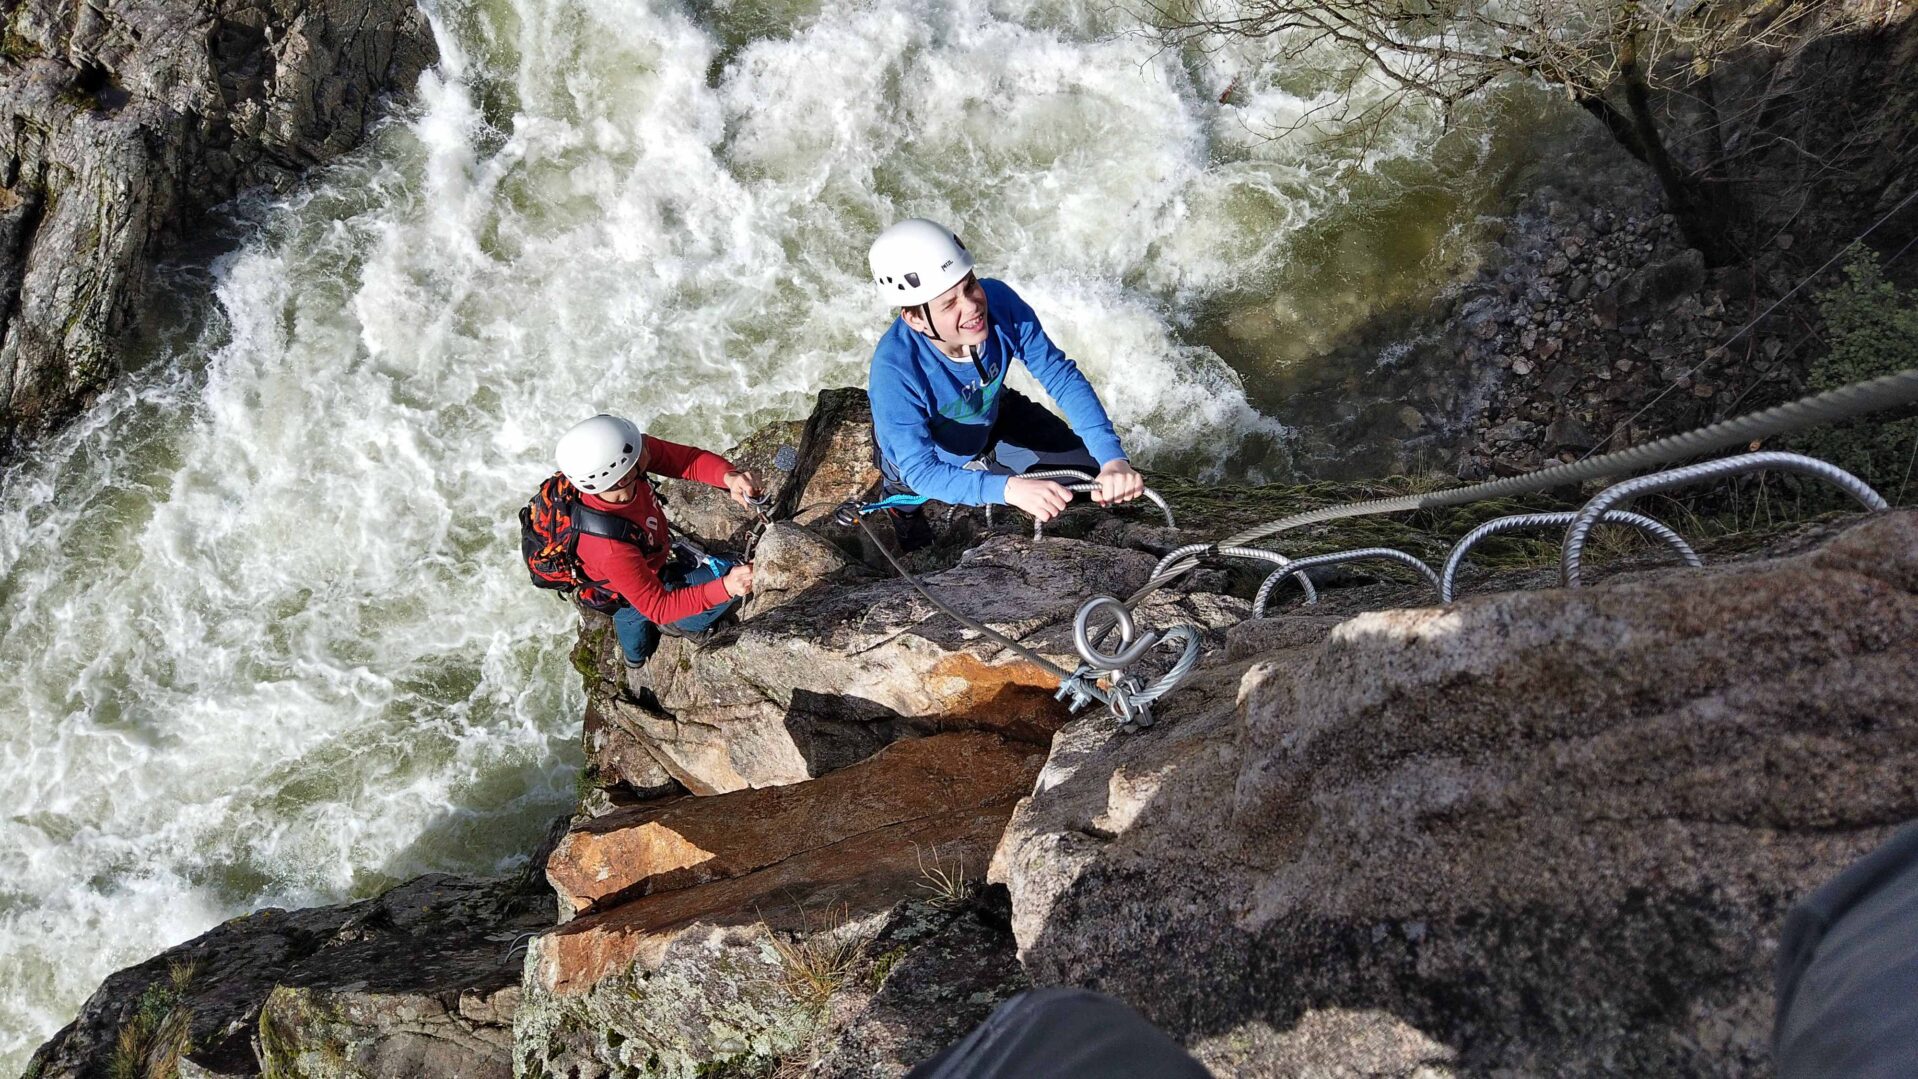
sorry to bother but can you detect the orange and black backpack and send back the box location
[519,472,663,612]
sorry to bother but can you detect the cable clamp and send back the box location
[1055,665,1099,714]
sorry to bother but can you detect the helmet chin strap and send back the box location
[912,303,943,342]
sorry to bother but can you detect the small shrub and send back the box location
[864,945,909,992]
[1801,249,1918,502]
[106,961,197,1079]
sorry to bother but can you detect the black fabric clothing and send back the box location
[907,988,1210,1079]
[1775,823,1918,1078]
[877,389,1100,507]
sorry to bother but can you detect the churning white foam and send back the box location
[0,0,1450,1064]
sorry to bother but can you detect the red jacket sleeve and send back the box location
[578,535,734,624]
[645,437,734,487]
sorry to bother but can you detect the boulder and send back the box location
[742,521,870,617]
[515,735,1045,1077]
[657,387,881,555]
[258,978,518,1079]
[26,871,551,1078]
[547,731,1044,919]
[0,0,437,448]
[1618,247,1708,311]
[530,728,1043,997]
[779,385,885,527]
[992,511,1918,1075]
[610,534,1240,793]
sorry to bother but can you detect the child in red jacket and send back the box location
[555,414,761,667]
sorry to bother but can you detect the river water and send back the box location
[0,0,1563,1063]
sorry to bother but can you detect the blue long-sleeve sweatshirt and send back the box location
[868,278,1127,506]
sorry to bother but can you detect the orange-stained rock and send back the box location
[532,799,1023,997]
[548,731,1043,918]
[615,534,1245,793]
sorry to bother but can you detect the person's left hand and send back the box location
[1094,460,1144,505]
[724,469,764,510]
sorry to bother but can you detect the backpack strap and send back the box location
[573,504,660,553]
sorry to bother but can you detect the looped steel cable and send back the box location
[1070,596,1203,726]
[1126,625,1202,707]
[1251,548,1443,616]
[1074,595,1160,669]
[1442,510,1699,601]
[1561,451,1888,586]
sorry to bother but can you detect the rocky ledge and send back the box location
[29,387,1918,1077]
[0,0,438,450]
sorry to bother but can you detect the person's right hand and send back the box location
[1004,476,1073,523]
[722,563,755,597]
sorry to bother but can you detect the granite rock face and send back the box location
[575,385,1230,799]
[0,0,437,448]
[992,510,1918,1075]
[741,520,869,617]
[38,380,1918,1078]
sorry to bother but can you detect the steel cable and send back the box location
[1015,469,1176,537]
[1129,369,1918,606]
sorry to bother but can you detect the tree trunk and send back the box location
[1579,60,1744,267]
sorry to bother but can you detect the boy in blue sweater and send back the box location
[865,218,1143,549]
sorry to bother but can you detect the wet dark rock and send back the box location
[0,0,437,451]
[26,872,551,1078]
[1543,415,1595,451]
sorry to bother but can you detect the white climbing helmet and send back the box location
[869,218,976,308]
[556,414,645,494]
